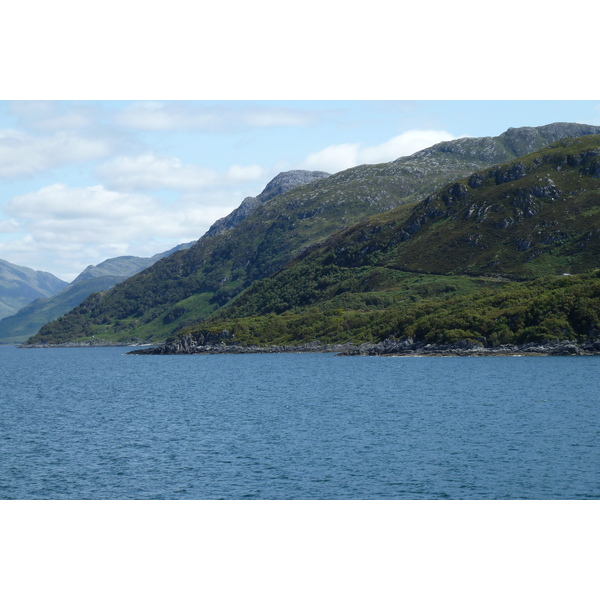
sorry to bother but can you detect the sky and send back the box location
[1,99,599,282]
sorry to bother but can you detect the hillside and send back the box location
[0,259,67,321]
[145,134,600,352]
[24,123,600,347]
[203,170,331,238]
[310,133,600,280]
[0,243,194,344]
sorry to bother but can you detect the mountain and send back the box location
[0,243,194,343]
[203,170,331,238]
[70,242,194,284]
[172,133,600,350]
[0,259,67,321]
[23,123,600,347]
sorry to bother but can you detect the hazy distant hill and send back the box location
[24,122,600,347]
[70,242,193,284]
[0,259,67,321]
[0,242,194,343]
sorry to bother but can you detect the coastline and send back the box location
[126,336,600,357]
[19,340,148,349]
[18,333,600,356]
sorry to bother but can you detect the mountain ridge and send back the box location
[0,259,68,321]
[203,170,331,238]
[161,134,600,352]
[0,242,194,343]
[23,122,600,347]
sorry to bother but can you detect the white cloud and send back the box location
[0,218,20,232]
[6,184,163,235]
[0,129,113,178]
[96,154,219,192]
[359,130,457,163]
[0,182,247,280]
[97,152,267,193]
[243,107,316,128]
[115,102,216,131]
[116,101,317,132]
[302,129,457,172]
[8,101,100,132]
[303,143,361,173]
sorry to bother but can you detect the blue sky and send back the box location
[1,100,599,281]
[0,3,597,282]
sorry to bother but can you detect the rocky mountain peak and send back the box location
[405,122,600,165]
[258,170,331,203]
[203,169,330,238]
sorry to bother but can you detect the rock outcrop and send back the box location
[203,170,330,238]
[337,337,600,356]
[127,335,600,357]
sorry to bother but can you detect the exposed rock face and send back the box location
[203,170,330,238]
[337,337,600,356]
[259,170,331,202]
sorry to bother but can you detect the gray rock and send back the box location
[203,170,330,238]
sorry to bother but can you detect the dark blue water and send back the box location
[0,345,598,499]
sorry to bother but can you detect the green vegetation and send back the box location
[24,127,600,348]
[0,275,129,344]
[191,270,600,348]
[0,244,195,344]
[172,135,600,349]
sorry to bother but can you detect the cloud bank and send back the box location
[302,129,457,172]
[1,183,233,280]
[96,153,267,192]
[115,102,318,132]
[0,129,113,178]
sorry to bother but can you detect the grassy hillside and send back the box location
[24,124,600,346]
[181,270,600,348]
[312,134,600,280]
[0,275,130,344]
[169,135,600,349]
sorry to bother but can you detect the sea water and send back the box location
[0,345,598,499]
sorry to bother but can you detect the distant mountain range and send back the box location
[0,242,194,343]
[23,122,600,349]
[0,260,68,321]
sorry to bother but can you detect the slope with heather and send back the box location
[24,123,600,346]
[157,134,600,351]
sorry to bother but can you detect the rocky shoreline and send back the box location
[21,340,145,349]
[126,334,600,357]
[337,337,600,356]
[127,339,350,355]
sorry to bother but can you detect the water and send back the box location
[0,345,598,499]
